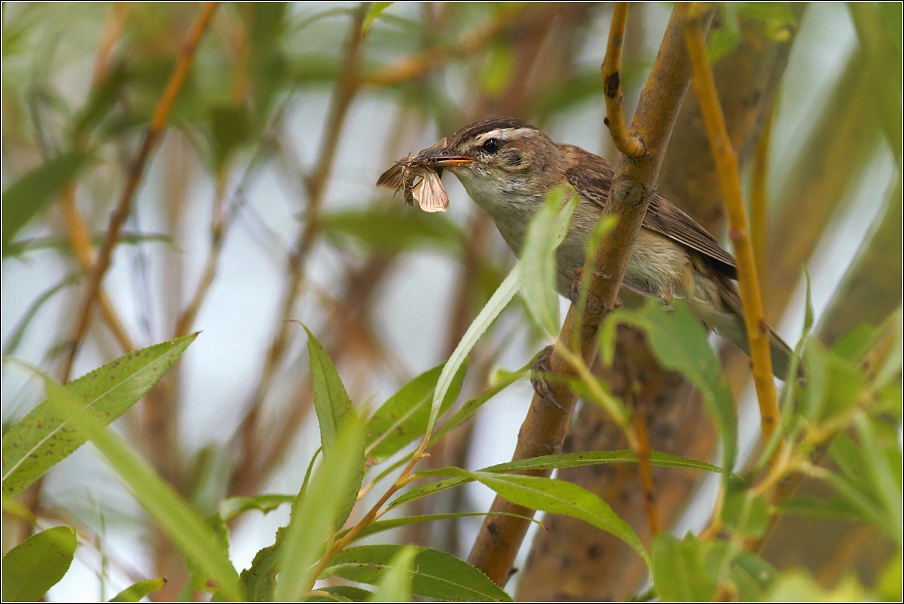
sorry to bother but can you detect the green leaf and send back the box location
[2,272,79,355]
[427,361,529,446]
[2,335,197,498]
[602,300,737,480]
[305,326,357,456]
[775,494,861,520]
[343,511,543,543]
[519,185,578,336]
[321,207,462,254]
[322,545,511,602]
[651,533,717,602]
[428,261,523,438]
[1,526,77,601]
[800,340,863,424]
[736,2,798,27]
[306,585,374,601]
[2,150,92,256]
[365,362,467,460]
[390,449,722,510]
[482,44,515,96]
[369,546,416,602]
[702,542,777,601]
[304,326,363,530]
[854,415,903,544]
[209,103,252,168]
[276,417,366,601]
[362,2,393,35]
[34,375,243,601]
[109,578,167,602]
[218,494,294,524]
[240,538,280,602]
[877,554,902,602]
[721,491,771,538]
[463,470,649,567]
[765,569,870,601]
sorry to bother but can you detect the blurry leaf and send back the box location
[601,300,737,480]
[344,511,543,543]
[321,545,511,602]
[362,2,393,35]
[368,546,415,602]
[707,28,742,63]
[736,2,797,26]
[429,261,523,438]
[854,415,903,544]
[1,525,76,602]
[871,307,903,391]
[765,569,870,602]
[219,494,294,524]
[276,417,365,601]
[246,2,289,118]
[775,494,861,520]
[1,150,91,256]
[427,361,529,445]
[72,63,128,140]
[2,272,79,356]
[651,533,717,602]
[482,43,514,96]
[209,103,252,168]
[306,585,374,601]
[519,185,577,336]
[800,341,863,424]
[36,375,243,601]
[431,468,648,566]
[188,511,231,593]
[321,207,462,254]
[5,231,174,258]
[109,578,167,602]
[1,494,36,523]
[702,542,777,601]
[365,362,466,460]
[721,491,770,538]
[2,335,197,498]
[877,554,902,602]
[803,269,815,332]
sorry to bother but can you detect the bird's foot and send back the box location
[531,345,565,412]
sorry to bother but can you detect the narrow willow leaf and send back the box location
[219,494,294,524]
[240,535,280,602]
[602,300,737,479]
[344,511,543,543]
[389,449,721,510]
[652,533,717,602]
[307,585,374,602]
[305,326,356,456]
[854,415,903,544]
[362,2,392,34]
[2,150,91,256]
[365,362,466,460]
[321,207,462,254]
[276,418,365,601]
[721,492,771,539]
[369,546,416,602]
[36,375,243,601]
[109,577,167,602]
[3,272,79,356]
[304,326,363,531]
[2,334,197,498]
[519,185,578,335]
[1,525,76,602]
[464,470,649,567]
[322,545,511,602]
[775,494,860,519]
[702,542,777,601]
[428,361,529,446]
[429,262,523,439]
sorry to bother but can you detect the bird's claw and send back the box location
[531,345,565,411]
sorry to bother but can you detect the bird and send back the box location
[379,117,793,379]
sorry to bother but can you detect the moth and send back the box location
[377,138,451,213]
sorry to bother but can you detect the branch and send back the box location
[466,5,710,586]
[601,3,646,159]
[680,5,780,445]
[62,2,220,381]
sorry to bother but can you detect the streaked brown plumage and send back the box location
[378,117,793,378]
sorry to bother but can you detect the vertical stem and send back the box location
[681,6,780,445]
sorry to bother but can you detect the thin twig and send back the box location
[62,2,220,381]
[750,104,773,292]
[681,5,780,446]
[467,6,711,586]
[602,3,646,159]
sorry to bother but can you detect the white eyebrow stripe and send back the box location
[476,128,536,143]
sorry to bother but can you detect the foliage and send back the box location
[1,2,900,602]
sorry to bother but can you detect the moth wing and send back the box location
[413,171,450,213]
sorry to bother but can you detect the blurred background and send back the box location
[2,2,900,600]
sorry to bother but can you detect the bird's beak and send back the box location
[414,146,474,168]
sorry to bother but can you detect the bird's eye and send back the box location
[482,138,501,154]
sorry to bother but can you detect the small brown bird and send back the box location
[379,117,793,379]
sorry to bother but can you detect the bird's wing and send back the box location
[564,148,738,280]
